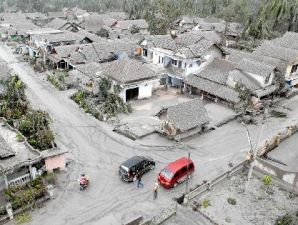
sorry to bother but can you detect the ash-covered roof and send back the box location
[195,59,235,84]
[115,19,149,30]
[228,69,261,91]
[46,18,67,30]
[164,98,209,132]
[24,12,47,20]
[226,22,244,36]
[225,47,286,72]
[96,59,157,84]
[142,35,177,51]
[47,11,66,19]
[186,75,240,103]
[107,11,128,20]
[74,62,102,79]
[33,30,83,43]
[76,29,104,43]
[0,135,15,159]
[83,14,117,31]
[236,58,276,77]
[253,40,298,63]
[53,39,135,64]
[270,32,298,51]
[178,39,217,58]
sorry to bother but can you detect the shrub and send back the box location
[263,175,272,186]
[275,213,293,225]
[202,199,211,208]
[270,110,287,118]
[16,133,25,142]
[15,212,32,224]
[227,198,237,205]
[4,177,46,210]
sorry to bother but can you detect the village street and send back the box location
[0,42,298,225]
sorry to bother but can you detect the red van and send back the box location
[158,157,195,189]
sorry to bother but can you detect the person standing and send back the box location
[137,175,143,188]
[153,182,159,199]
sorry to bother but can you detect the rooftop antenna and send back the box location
[245,109,268,191]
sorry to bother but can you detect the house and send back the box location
[140,34,227,88]
[235,58,276,88]
[48,39,137,69]
[96,59,159,102]
[174,16,198,30]
[67,62,103,91]
[262,32,298,88]
[156,98,209,140]
[0,120,67,190]
[253,40,298,88]
[113,19,149,35]
[0,19,39,42]
[193,17,226,33]
[185,59,240,106]
[225,22,244,46]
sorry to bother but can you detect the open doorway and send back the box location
[126,87,139,101]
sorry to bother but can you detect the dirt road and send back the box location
[1,43,298,225]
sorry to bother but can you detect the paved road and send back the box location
[1,43,298,225]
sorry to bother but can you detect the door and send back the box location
[126,87,139,101]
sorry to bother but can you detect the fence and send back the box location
[184,160,248,201]
[8,173,31,187]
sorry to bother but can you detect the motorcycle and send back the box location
[79,175,89,191]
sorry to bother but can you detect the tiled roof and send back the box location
[46,18,67,30]
[83,14,117,31]
[225,47,287,72]
[270,32,298,51]
[0,135,15,159]
[178,39,216,58]
[53,39,136,64]
[96,59,157,84]
[47,11,65,18]
[185,74,240,103]
[253,40,298,62]
[115,19,149,30]
[236,58,275,77]
[195,59,235,84]
[144,35,177,51]
[165,98,209,132]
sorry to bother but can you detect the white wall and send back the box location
[119,81,156,102]
[201,46,223,63]
[138,82,153,99]
[248,72,274,88]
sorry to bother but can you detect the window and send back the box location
[172,59,177,65]
[265,75,270,84]
[291,64,298,73]
[181,166,187,173]
[143,49,148,57]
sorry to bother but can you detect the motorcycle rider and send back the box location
[79,174,89,188]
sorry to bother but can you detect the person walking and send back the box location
[137,175,143,188]
[153,182,159,199]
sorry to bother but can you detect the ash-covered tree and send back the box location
[0,75,28,120]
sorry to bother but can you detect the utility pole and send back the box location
[185,152,191,195]
[245,109,267,191]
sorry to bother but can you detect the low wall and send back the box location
[255,158,298,192]
[184,160,248,201]
[257,123,298,156]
